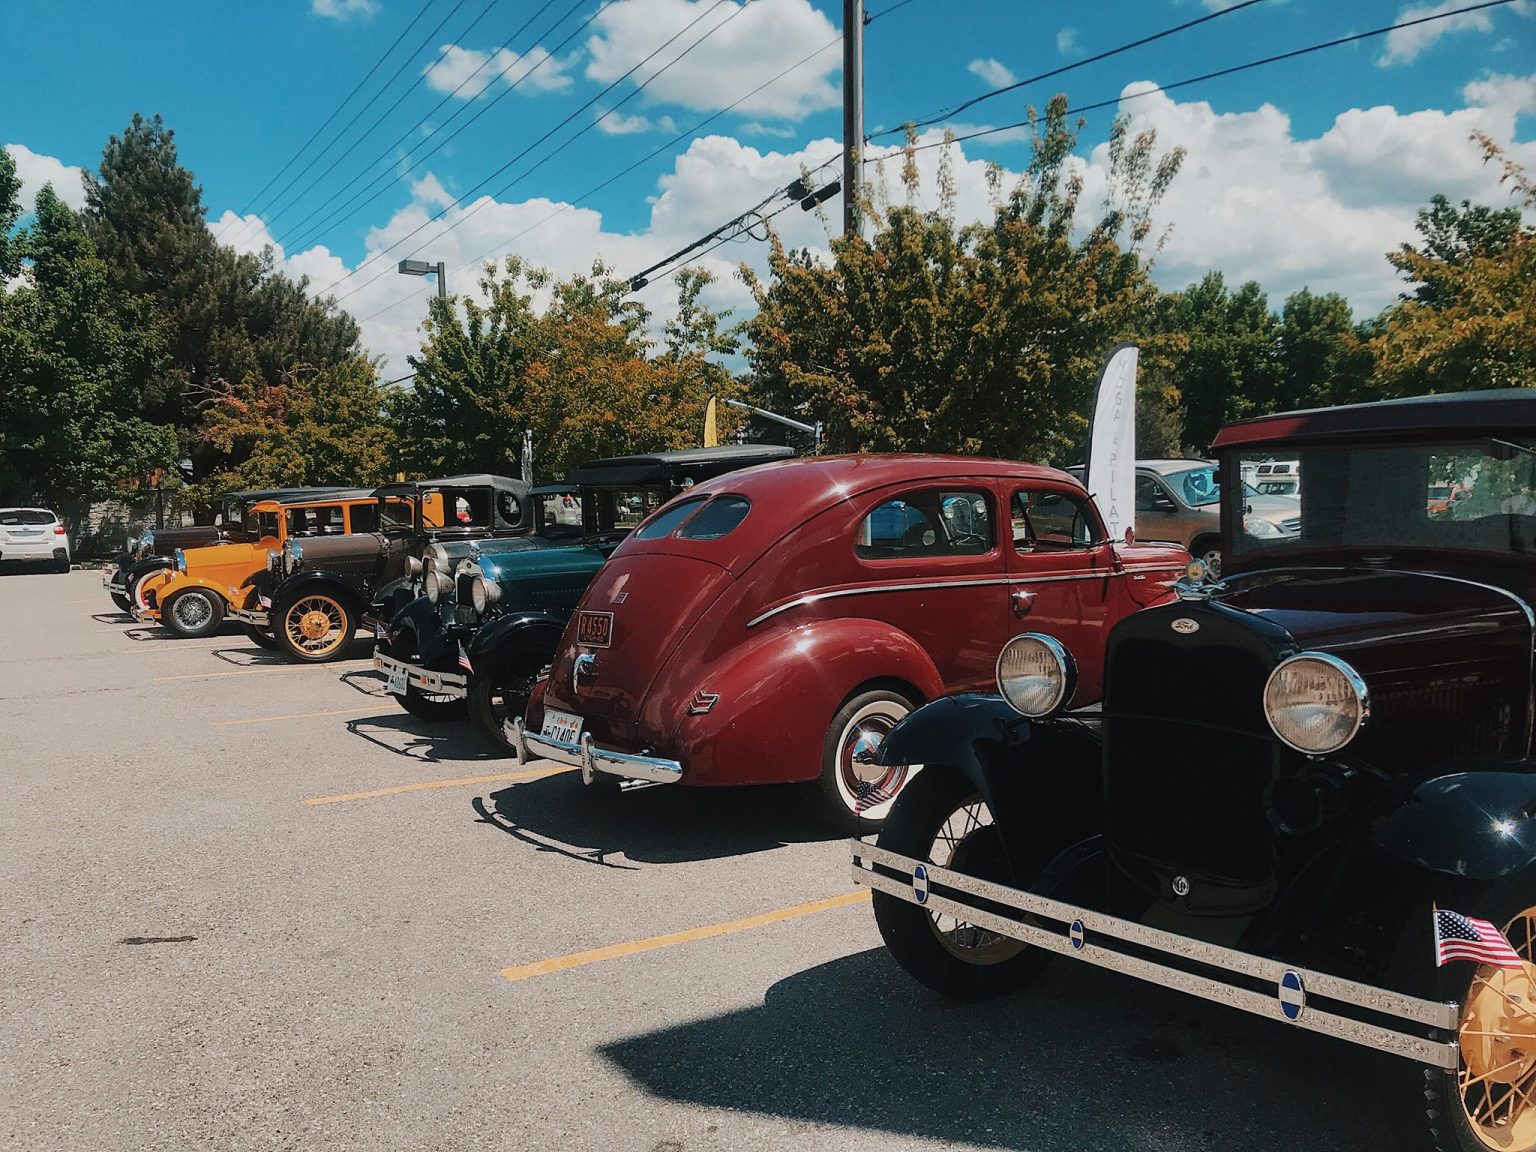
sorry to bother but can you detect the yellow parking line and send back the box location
[155,659,372,682]
[499,890,873,983]
[304,765,574,806]
[213,704,402,727]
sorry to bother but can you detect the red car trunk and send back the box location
[542,552,734,747]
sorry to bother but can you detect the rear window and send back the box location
[676,495,750,541]
[634,497,707,540]
[0,510,56,525]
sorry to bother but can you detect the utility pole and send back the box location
[842,0,865,237]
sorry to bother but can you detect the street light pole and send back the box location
[842,0,865,238]
[398,258,448,299]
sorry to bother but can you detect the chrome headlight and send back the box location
[266,549,279,573]
[1264,652,1368,755]
[425,568,453,604]
[173,548,187,573]
[996,633,1077,719]
[471,575,502,614]
[141,531,155,556]
[406,555,424,580]
[1245,516,1286,539]
[283,538,304,573]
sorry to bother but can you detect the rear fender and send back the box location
[659,618,946,786]
[467,609,568,667]
[879,693,1104,881]
[1369,764,1536,881]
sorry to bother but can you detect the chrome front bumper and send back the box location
[509,717,683,786]
[103,566,122,592]
[131,603,158,624]
[229,607,269,627]
[373,649,468,698]
[851,840,1461,1070]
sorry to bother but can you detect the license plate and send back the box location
[386,663,408,696]
[576,611,613,648]
[540,708,583,745]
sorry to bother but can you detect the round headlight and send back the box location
[1263,652,1368,755]
[425,568,452,604]
[471,576,502,614]
[406,555,424,580]
[996,633,1077,719]
[173,548,187,573]
[141,531,155,555]
[284,538,304,572]
[425,542,450,574]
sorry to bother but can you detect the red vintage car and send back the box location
[512,455,1187,829]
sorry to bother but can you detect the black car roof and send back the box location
[370,474,530,498]
[262,488,377,505]
[1212,389,1536,449]
[566,444,795,488]
[229,486,350,503]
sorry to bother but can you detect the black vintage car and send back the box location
[235,474,532,662]
[856,389,1536,1152]
[103,487,347,613]
[376,445,795,752]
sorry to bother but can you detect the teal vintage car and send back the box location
[374,445,795,752]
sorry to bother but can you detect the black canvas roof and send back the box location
[371,474,529,498]
[228,486,349,504]
[1213,389,1536,449]
[566,444,795,488]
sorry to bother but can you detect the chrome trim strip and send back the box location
[748,571,1113,628]
[373,650,467,698]
[509,717,683,785]
[851,839,1459,1038]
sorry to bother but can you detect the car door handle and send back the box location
[1011,589,1037,616]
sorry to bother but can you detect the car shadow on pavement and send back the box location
[599,947,1403,1151]
[345,712,497,763]
[90,611,134,624]
[475,772,841,866]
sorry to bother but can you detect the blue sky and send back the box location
[4,0,1533,371]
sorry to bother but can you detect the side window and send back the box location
[856,490,994,560]
[348,503,378,534]
[1013,489,1099,551]
[634,497,707,540]
[1134,475,1165,512]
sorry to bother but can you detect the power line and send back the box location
[894,0,1520,157]
[868,0,1266,141]
[867,0,921,22]
[230,0,440,221]
[283,0,572,254]
[224,0,479,250]
[321,0,762,308]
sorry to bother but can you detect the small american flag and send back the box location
[1433,909,1524,969]
[457,643,474,675]
[854,780,897,815]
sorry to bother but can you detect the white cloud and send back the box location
[493,46,574,93]
[595,108,678,135]
[967,57,1016,88]
[1055,28,1080,57]
[741,121,796,138]
[311,0,377,20]
[424,43,573,98]
[585,0,840,120]
[1378,0,1496,66]
[423,45,500,98]
[4,144,87,212]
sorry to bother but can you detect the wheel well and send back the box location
[843,676,924,711]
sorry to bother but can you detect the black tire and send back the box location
[468,646,545,756]
[161,588,225,638]
[379,638,467,722]
[110,592,132,613]
[807,689,915,833]
[238,590,278,650]
[55,557,71,574]
[1390,872,1536,1152]
[273,588,356,663]
[1190,535,1222,578]
[872,766,1050,1000]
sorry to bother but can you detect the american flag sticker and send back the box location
[458,642,474,675]
[1433,909,1525,969]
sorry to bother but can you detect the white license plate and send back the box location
[386,663,408,696]
[540,708,583,745]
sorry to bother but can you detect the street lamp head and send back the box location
[398,259,434,276]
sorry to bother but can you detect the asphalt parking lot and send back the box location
[5,570,1409,1152]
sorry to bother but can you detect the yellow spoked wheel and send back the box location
[278,593,354,662]
[1458,909,1536,1150]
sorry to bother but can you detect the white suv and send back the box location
[0,508,71,572]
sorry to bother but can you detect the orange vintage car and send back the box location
[136,490,377,637]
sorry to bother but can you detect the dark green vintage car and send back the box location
[374,445,795,752]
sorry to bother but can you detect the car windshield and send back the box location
[584,486,668,537]
[534,491,584,540]
[0,510,55,525]
[1165,465,1220,507]
[1227,439,1536,560]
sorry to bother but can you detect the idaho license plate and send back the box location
[386,663,408,696]
[541,708,583,745]
[576,611,613,648]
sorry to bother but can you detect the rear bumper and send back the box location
[851,840,1461,1070]
[509,717,683,786]
[2,539,67,561]
[373,649,467,699]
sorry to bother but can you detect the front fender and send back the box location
[385,595,454,662]
[125,555,173,588]
[1370,765,1536,881]
[240,569,275,597]
[271,571,366,615]
[154,573,241,608]
[467,609,569,664]
[880,693,1105,881]
[655,618,947,787]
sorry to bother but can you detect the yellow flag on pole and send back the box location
[703,396,719,447]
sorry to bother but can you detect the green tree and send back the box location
[0,148,22,279]
[1275,288,1374,411]
[1404,192,1523,307]
[0,183,177,518]
[1370,136,1536,396]
[744,95,1185,465]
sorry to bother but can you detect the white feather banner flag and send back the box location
[1084,343,1139,543]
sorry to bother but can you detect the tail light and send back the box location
[53,525,66,535]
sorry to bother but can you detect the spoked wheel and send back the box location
[872,767,1048,999]
[275,591,355,663]
[382,639,468,722]
[809,689,914,832]
[163,588,225,638]
[468,647,543,756]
